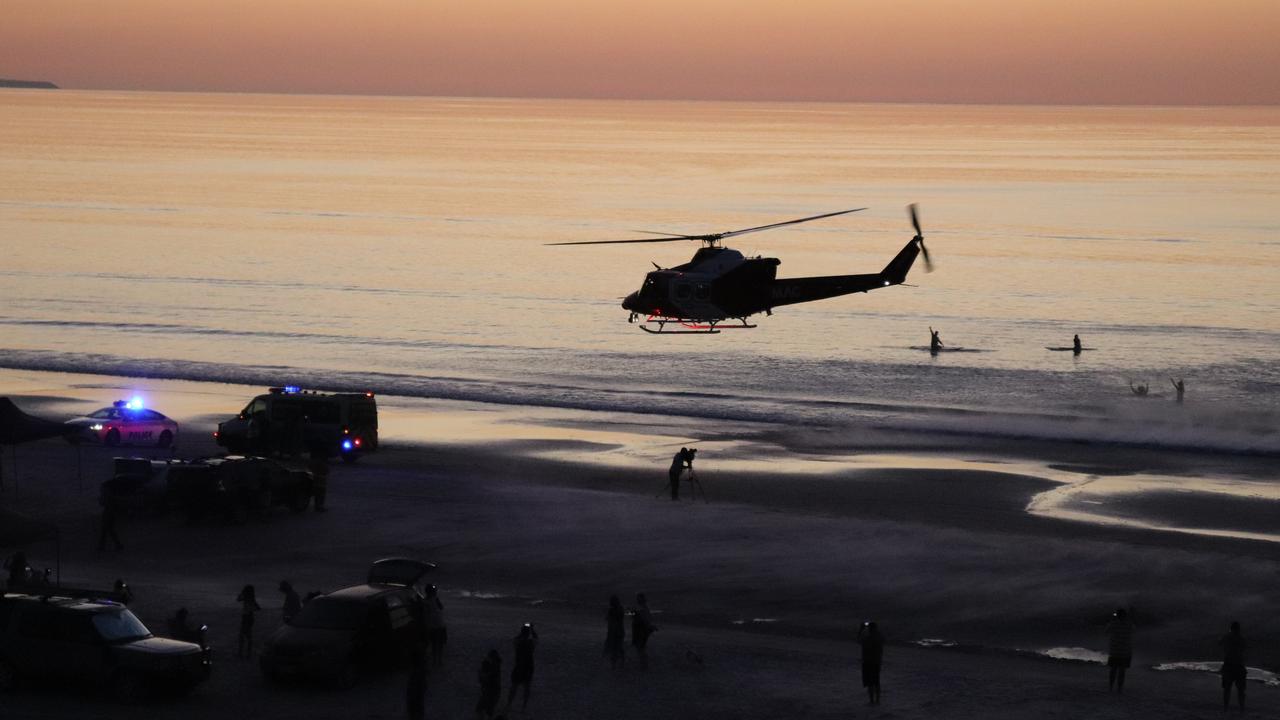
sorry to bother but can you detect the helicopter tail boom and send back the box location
[765,236,921,309]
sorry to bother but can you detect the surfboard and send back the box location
[909,346,987,353]
[1046,346,1095,351]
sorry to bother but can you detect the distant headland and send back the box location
[0,79,58,89]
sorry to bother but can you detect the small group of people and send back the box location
[232,579,324,658]
[1129,377,1186,402]
[470,622,538,719]
[603,592,657,670]
[1106,609,1248,711]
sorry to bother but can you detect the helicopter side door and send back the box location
[667,277,721,320]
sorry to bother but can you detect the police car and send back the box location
[64,398,179,448]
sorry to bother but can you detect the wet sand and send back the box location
[1,368,1277,718]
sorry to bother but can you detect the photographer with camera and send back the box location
[667,447,695,501]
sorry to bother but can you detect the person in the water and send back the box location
[929,327,943,354]
[1170,378,1185,403]
[1073,334,1082,354]
[1129,381,1149,397]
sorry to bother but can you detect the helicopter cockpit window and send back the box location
[675,284,692,300]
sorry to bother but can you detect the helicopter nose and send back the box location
[622,292,640,311]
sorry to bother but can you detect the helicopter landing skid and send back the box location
[638,316,756,334]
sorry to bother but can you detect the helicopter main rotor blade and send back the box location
[545,236,700,246]
[629,230,705,239]
[717,207,865,240]
[545,207,865,246]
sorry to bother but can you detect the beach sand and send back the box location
[1,368,1276,718]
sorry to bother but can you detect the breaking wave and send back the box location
[1,348,1276,457]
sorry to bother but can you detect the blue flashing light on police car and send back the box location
[341,439,354,451]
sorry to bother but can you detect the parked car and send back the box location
[0,587,209,700]
[214,386,378,462]
[260,558,434,687]
[65,399,179,448]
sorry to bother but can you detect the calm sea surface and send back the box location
[1,91,1278,451]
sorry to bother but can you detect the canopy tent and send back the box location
[0,396,74,495]
[0,397,70,444]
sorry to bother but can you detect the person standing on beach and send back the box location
[605,594,626,668]
[1105,608,1133,692]
[506,623,538,712]
[858,621,884,706]
[308,448,329,512]
[631,593,656,670]
[406,630,428,720]
[668,448,691,500]
[5,550,29,588]
[423,584,447,667]
[1170,378,1185,404]
[1220,621,1247,712]
[404,591,429,720]
[113,578,134,605]
[97,481,124,552]
[236,584,262,658]
[279,580,301,624]
[476,649,502,720]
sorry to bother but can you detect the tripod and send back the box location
[658,467,707,503]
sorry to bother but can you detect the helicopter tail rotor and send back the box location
[908,203,933,273]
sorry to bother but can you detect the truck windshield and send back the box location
[291,597,368,630]
[92,610,152,643]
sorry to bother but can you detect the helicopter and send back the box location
[548,205,932,334]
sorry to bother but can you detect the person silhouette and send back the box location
[279,580,301,624]
[477,649,502,720]
[668,448,691,501]
[631,593,656,670]
[97,482,124,552]
[929,327,943,354]
[1129,381,1148,397]
[404,591,429,720]
[1073,334,1082,354]
[506,623,538,712]
[308,448,329,512]
[168,607,195,641]
[236,584,261,658]
[1105,608,1133,692]
[113,578,134,605]
[605,595,626,669]
[6,550,29,588]
[1170,378,1185,404]
[423,584,447,667]
[1220,621,1247,712]
[858,621,884,706]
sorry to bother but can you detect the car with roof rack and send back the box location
[0,585,209,700]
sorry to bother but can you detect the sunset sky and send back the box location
[4,0,1278,104]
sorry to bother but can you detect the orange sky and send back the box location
[4,0,1278,104]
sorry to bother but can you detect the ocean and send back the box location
[2,90,1278,453]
